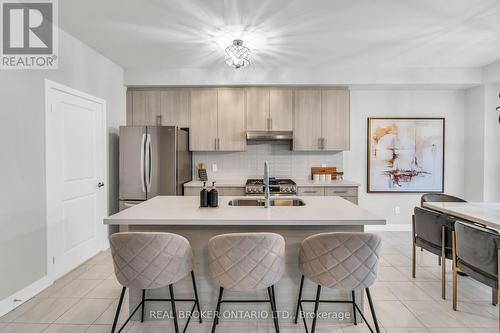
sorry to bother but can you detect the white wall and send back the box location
[0,29,125,301]
[463,83,500,202]
[344,90,465,228]
[483,84,500,201]
[125,67,481,87]
[464,86,485,201]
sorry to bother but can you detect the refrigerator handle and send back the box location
[140,133,146,193]
[146,134,152,192]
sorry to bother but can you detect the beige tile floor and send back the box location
[0,232,498,333]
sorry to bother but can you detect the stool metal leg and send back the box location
[111,287,126,333]
[211,287,224,333]
[169,284,179,333]
[310,285,321,333]
[267,286,280,333]
[191,271,203,323]
[294,275,304,324]
[351,290,357,325]
[141,289,145,322]
[366,288,381,333]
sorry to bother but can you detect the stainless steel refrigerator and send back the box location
[119,126,191,211]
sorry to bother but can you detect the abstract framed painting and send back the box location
[367,117,445,193]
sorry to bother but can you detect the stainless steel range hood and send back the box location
[246,130,293,141]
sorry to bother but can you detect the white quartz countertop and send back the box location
[184,179,360,188]
[423,202,500,230]
[104,196,385,226]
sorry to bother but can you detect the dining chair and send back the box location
[110,232,202,333]
[412,207,455,299]
[295,232,382,333]
[208,233,285,333]
[452,220,499,319]
[420,193,467,207]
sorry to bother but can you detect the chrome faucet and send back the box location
[264,161,270,208]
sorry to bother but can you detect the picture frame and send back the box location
[367,117,445,193]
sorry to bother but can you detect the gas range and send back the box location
[245,178,297,196]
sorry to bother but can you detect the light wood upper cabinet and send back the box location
[293,89,322,150]
[293,88,350,151]
[246,87,292,131]
[218,88,246,151]
[189,88,218,151]
[128,89,189,127]
[130,90,158,126]
[160,89,190,128]
[269,88,292,130]
[322,89,350,150]
[127,86,349,152]
[246,87,269,131]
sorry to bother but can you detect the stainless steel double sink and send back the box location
[228,198,306,207]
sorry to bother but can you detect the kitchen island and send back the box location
[104,195,385,330]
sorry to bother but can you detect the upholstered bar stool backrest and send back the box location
[110,232,193,290]
[455,221,500,289]
[208,233,285,291]
[414,207,455,256]
[421,193,466,207]
[299,232,382,291]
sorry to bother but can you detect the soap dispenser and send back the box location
[199,181,208,207]
[209,181,218,207]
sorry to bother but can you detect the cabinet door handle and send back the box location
[217,138,220,151]
[156,115,162,126]
[303,190,319,194]
[270,118,273,130]
[318,138,322,149]
[214,138,217,150]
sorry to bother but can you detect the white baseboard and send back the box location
[0,276,53,318]
[366,224,412,232]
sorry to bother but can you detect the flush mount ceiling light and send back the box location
[225,39,250,69]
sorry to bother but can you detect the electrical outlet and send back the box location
[395,206,401,215]
[212,164,217,172]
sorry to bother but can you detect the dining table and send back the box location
[423,202,500,230]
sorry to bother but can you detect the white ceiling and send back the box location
[60,0,500,71]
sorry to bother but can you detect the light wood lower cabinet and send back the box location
[297,187,325,196]
[184,187,245,197]
[297,186,358,205]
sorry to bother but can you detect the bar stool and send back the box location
[295,232,382,333]
[208,233,285,333]
[110,232,202,333]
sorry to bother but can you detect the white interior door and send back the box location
[45,80,107,280]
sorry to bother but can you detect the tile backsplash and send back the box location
[193,141,343,181]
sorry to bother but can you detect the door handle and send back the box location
[145,134,152,192]
[140,133,146,193]
[97,182,105,188]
